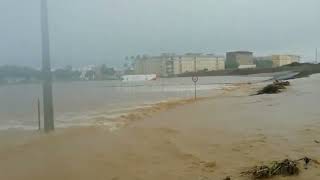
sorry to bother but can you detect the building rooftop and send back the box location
[227,51,253,54]
[136,53,224,61]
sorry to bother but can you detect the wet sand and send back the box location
[1,75,320,180]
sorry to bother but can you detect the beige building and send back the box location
[134,55,173,77]
[272,55,300,67]
[133,53,225,77]
[173,54,225,75]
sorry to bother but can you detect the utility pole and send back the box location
[316,48,318,64]
[41,0,54,132]
[192,56,198,100]
[38,98,41,131]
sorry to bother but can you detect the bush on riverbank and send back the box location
[256,81,290,95]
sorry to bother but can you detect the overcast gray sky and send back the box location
[0,0,319,68]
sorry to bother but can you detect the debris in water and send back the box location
[241,159,298,179]
[296,157,320,170]
[273,80,290,87]
[257,84,282,94]
[303,157,310,169]
[241,157,318,179]
[256,80,290,95]
[314,140,320,144]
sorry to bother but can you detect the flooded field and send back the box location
[0,76,269,130]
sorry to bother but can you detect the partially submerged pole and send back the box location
[37,98,41,131]
[194,81,197,100]
[41,0,54,132]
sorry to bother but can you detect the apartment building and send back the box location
[173,54,225,75]
[134,53,225,77]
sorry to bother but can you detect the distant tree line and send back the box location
[0,64,118,85]
[254,59,273,68]
[225,60,239,69]
[53,65,81,81]
[96,64,117,80]
[0,65,41,84]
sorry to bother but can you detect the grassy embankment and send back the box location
[179,63,320,79]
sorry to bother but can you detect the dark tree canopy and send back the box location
[225,60,239,69]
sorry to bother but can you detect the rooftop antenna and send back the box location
[41,0,54,132]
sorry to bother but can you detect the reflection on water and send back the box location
[0,76,269,130]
